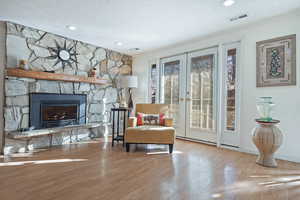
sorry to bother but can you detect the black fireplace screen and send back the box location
[42,105,78,121]
[41,104,79,128]
[30,93,86,129]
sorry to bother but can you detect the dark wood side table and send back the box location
[111,107,131,146]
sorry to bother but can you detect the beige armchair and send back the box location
[125,104,175,153]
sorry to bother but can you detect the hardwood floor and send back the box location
[1,138,300,200]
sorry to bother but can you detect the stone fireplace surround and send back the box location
[3,22,132,154]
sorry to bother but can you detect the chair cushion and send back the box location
[125,125,175,144]
[127,125,174,131]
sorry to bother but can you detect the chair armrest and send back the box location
[164,118,173,127]
[128,117,137,127]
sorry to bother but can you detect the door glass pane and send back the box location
[150,64,157,103]
[226,49,236,131]
[162,60,180,125]
[190,55,214,131]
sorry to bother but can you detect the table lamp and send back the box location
[119,75,138,109]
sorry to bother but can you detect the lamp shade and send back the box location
[119,75,138,88]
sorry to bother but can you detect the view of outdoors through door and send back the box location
[160,49,217,142]
[160,55,186,137]
[161,60,180,125]
[221,42,240,147]
[159,45,239,145]
[190,55,214,131]
[185,48,218,143]
[225,49,237,131]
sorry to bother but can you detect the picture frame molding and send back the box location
[256,34,296,87]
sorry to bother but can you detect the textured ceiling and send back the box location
[0,0,300,55]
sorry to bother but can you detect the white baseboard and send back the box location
[239,147,300,163]
[177,137,300,163]
[176,136,216,146]
[220,144,239,151]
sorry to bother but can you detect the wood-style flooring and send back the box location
[1,138,300,200]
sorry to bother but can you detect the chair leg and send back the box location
[126,143,130,152]
[169,144,173,154]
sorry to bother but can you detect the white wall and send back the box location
[132,10,300,163]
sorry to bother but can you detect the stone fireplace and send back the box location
[30,93,87,129]
[3,22,132,154]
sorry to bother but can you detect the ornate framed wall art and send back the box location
[256,34,296,87]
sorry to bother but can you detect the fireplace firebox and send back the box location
[30,93,87,129]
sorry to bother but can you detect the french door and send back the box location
[220,42,241,147]
[159,45,240,146]
[160,48,218,143]
[185,48,218,143]
[160,55,186,137]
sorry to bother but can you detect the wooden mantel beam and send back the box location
[6,68,108,85]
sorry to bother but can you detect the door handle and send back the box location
[180,98,185,101]
[186,98,192,101]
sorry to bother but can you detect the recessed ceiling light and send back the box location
[223,0,235,7]
[115,41,123,46]
[66,25,77,31]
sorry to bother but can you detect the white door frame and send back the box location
[219,41,241,147]
[148,59,160,104]
[155,42,242,146]
[160,54,187,137]
[185,47,219,143]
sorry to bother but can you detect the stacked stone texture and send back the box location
[4,22,132,153]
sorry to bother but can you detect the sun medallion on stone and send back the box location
[47,40,79,70]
